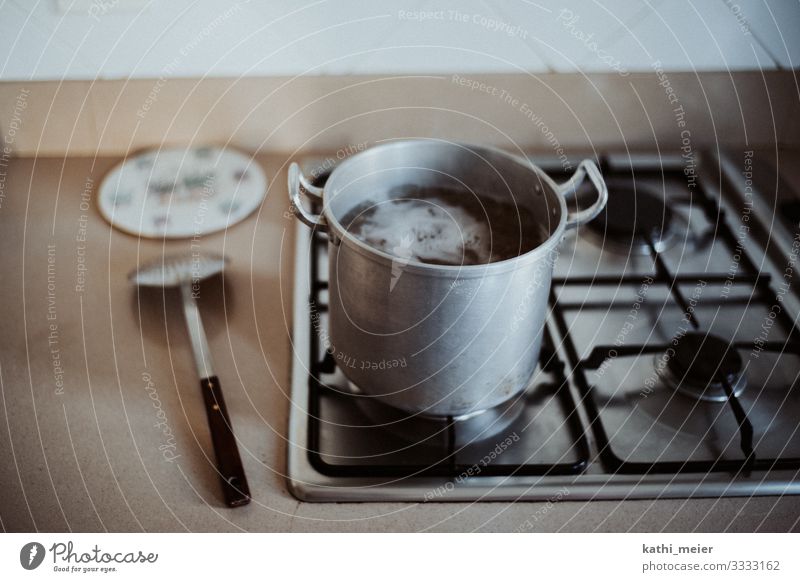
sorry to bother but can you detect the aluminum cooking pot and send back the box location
[289,140,607,417]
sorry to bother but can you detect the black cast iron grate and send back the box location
[548,162,800,475]
[300,159,800,480]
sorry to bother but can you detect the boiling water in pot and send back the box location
[341,185,546,266]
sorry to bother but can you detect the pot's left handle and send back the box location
[288,162,328,231]
[557,159,608,230]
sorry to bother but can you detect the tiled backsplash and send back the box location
[1,0,797,81]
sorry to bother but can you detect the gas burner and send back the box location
[586,180,679,254]
[347,381,526,448]
[661,332,746,402]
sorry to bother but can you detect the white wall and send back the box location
[1,0,798,81]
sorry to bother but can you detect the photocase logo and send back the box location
[20,542,46,570]
[389,233,415,292]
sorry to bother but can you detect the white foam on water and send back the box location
[349,198,492,266]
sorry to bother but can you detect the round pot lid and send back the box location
[98,146,267,238]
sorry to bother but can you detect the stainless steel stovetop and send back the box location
[287,150,800,501]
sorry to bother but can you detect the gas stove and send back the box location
[286,150,800,501]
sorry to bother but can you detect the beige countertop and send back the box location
[1,154,799,532]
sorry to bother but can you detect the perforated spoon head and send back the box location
[128,252,227,288]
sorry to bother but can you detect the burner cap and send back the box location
[348,381,525,448]
[587,181,675,254]
[664,332,745,402]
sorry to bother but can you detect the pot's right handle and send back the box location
[288,162,327,231]
[557,159,608,230]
